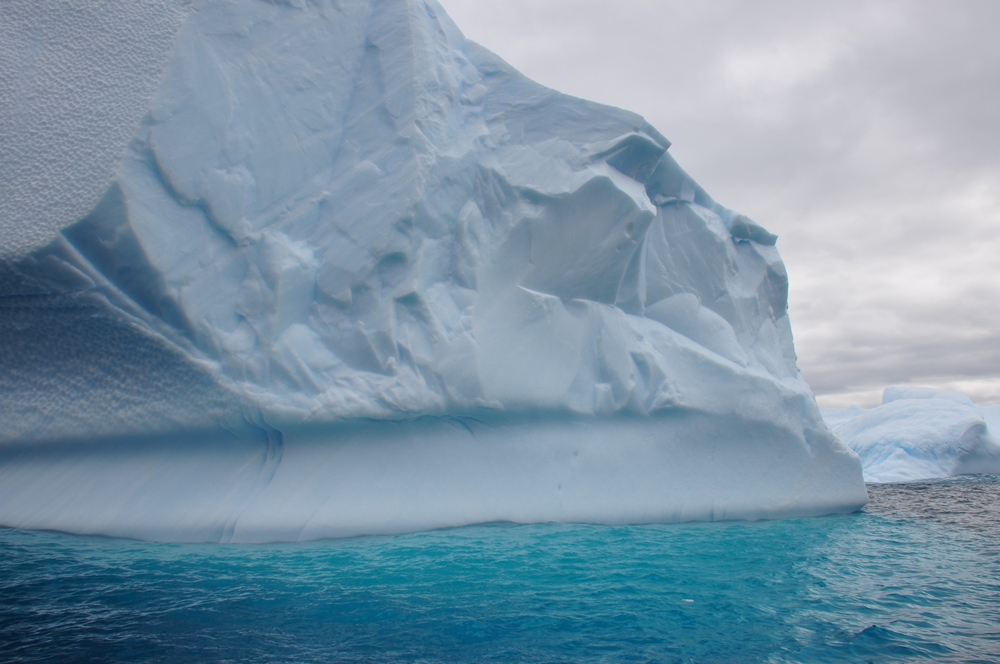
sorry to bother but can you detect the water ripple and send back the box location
[1,476,999,662]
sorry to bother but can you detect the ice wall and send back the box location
[0,0,866,541]
[823,387,1000,483]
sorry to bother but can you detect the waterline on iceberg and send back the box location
[0,412,863,543]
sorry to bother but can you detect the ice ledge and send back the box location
[0,412,866,543]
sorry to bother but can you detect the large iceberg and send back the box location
[0,0,865,542]
[823,387,1000,483]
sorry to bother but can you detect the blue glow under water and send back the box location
[2,477,999,663]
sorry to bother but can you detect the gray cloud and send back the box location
[439,0,1000,406]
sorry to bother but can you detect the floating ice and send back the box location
[0,0,865,542]
[822,387,1000,483]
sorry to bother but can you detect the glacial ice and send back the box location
[822,387,1000,483]
[0,0,866,542]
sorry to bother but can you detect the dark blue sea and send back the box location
[2,477,998,663]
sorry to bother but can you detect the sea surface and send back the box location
[2,477,998,663]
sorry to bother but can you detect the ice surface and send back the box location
[0,0,865,541]
[822,388,1000,483]
[0,1,193,257]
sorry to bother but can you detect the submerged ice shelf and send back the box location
[823,387,1000,483]
[0,0,866,542]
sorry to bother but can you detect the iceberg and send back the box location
[822,387,1000,483]
[0,0,865,542]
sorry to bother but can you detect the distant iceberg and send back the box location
[822,387,1000,483]
[0,0,865,542]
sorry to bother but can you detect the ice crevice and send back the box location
[0,0,866,542]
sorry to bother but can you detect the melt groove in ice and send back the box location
[0,0,866,542]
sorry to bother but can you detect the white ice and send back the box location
[0,0,866,541]
[822,387,1000,483]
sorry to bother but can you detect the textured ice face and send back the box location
[5,0,801,427]
[0,0,866,540]
[823,388,1000,482]
[0,0,192,257]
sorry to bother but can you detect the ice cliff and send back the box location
[0,0,866,542]
[823,387,1000,483]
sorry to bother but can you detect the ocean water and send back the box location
[1,477,998,663]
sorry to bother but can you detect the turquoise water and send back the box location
[2,477,998,663]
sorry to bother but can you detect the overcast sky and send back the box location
[439,0,1000,407]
